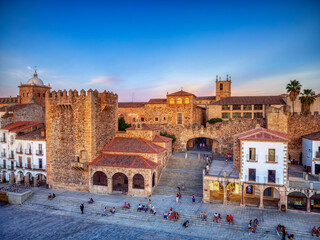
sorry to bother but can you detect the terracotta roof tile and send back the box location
[153,135,173,142]
[147,98,167,104]
[234,126,289,141]
[11,122,43,132]
[126,123,161,131]
[118,102,146,108]
[167,90,195,97]
[212,96,285,105]
[102,137,165,153]
[196,96,216,101]
[302,131,320,141]
[15,129,46,140]
[90,154,158,169]
[1,121,31,130]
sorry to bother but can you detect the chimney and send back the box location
[41,129,46,137]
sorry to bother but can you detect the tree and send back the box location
[286,80,302,114]
[118,117,131,131]
[160,131,176,143]
[299,89,316,115]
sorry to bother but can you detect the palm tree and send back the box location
[299,89,316,114]
[286,80,302,114]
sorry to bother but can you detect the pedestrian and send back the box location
[176,193,179,203]
[225,156,228,165]
[192,194,195,203]
[182,183,185,191]
[179,192,182,203]
[80,203,84,214]
[104,207,107,216]
[206,164,209,174]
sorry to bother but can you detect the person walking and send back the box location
[80,203,84,214]
[192,194,195,204]
[176,193,179,203]
[206,164,209,174]
[179,192,182,203]
[104,207,107,216]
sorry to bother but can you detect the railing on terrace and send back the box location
[0,163,7,169]
[36,150,43,156]
[244,175,280,184]
[265,155,278,163]
[9,154,14,159]
[0,138,6,143]
[1,152,6,158]
[16,149,23,154]
[24,164,46,170]
[25,149,32,155]
[246,154,258,162]
[16,162,23,168]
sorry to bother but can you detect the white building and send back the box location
[235,125,289,208]
[0,121,46,186]
[302,131,320,175]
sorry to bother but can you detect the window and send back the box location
[254,112,263,118]
[268,149,275,162]
[177,98,182,104]
[155,117,158,122]
[232,112,241,118]
[268,170,276,183]
[243,112,252,118]
[170,98,174,104]
[27,93,29,97]
[141,117,145,122]
[222,112,230,119]
[222,105,230,110]
[177,113,183,124]
[264,188,272,196]
[163,117,166,121]
[254,104,263,110]
[249,169,256,181]
[232,105,241,110]
[243,105,252,110]
[249,148,256,160]
[185,98,190,104]
[39,159,42,169]
[38,93,40,97]
[220,83,223,90]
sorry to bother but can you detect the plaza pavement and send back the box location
[1,187,319,239]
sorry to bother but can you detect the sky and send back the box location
[0,0,319,102]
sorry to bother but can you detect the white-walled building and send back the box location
[302,131,320,175]
[0,121,46,186]
[235,125,289,208]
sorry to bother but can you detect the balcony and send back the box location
[265,155,278,163]
[0,138,6,143]
[244,175,259,182]
[244,175,280,185]
[16,149,23,154]
[9,154,14,159]
[71,161,88,170]
[36,150,44,156]
[1,152,6,158]
[25,149,32,155]
[246,154,258,162]
[0,163,7,169]
[33,164,46,171]
[16,162,23,168]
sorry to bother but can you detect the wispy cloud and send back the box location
[85,76,120,86]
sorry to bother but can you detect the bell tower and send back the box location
[216,74,231,101]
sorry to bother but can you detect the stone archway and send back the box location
[185,135,221,153]
[287,191,307,211]
[310,193,320,213]
[133,174,144,189]
[244,184,261,207]
[263,187,280,208]
[24,172,33,186]
[34,173,46,187]
[93,171,107,186]
[112,172,128,192]
[209,181,224,202]
[226,182,241,204]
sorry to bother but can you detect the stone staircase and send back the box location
[153,155,206,197]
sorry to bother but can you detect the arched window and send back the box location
[27,93,30,97]
[133,174,144,189]
[169,98,174,104]
[177,98,182,104]
[220,83,223,90]
[152,172,156,187]
[93,171,107,186]
[185,97,189,104]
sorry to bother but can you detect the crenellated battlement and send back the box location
[216,74,231,82]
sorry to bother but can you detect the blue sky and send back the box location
[0,0,319,101]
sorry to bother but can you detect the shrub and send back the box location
[207,118,223,124]
[118,118,131,131]
[160,131,176,143]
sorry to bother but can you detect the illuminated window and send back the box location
[170,98,174,104]
[177,98,182,104]
[185,98,189,104]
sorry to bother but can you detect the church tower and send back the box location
[215,74,231,101]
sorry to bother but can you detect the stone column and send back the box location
[307,196,311,213]
[33,177,38,187]
[24,175,30,186]
[223,183,227,205]
[107,177,112,194]
[128,177,133,195]
[240,183,245,207]
[15,175,19,185]
[9,173,14,184]
[259,187,264,209]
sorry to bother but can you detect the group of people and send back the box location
[312,226,320,237]
[88,198,94,204]
[199,211,208,221]
[226,214,234,225]
[213,213,221,223]
[137,199,156,215]
[47,193,56,200]
[277,224,295,239]
[122,202,131,210]
[248,219,259,233]
[163,208,179,221]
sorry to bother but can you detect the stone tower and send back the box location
[18,70,51,107]
[215,74,231,101]
[45,89,118,191]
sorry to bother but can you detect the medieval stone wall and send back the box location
[46,89,118,192]
[287,113,320,161]
[118,106,145,124]
[14,104,45,123]
[19,85,50,107]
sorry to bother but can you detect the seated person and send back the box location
[288,234,295,239]
[226,215,230,223]
[110,207,116,214]
[122,202,128,209]
[52,193,56,199]
[213,213,218,222]
[183,220,189,228]
[88,198,94,204]
[217,214,221,223]
[254,218,259,225]
[174,212,179,221]
[127,203,131,209]
[170,211,175,221]
[230,215,234,225]
[163,211,168,219]
[153,208,157,215]
[203,212,207,221]
[199,212,203,219]
[144,205,149,213]
[137,204,142,212]
[317,227,320,237]
[48,193,52,200]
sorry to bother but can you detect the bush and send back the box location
[160,131,176,143]
[118,118,132,131]
[207,118,223,124]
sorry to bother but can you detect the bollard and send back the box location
[185,152,188,159]
[305,174,308,181]
[310,182,314,190]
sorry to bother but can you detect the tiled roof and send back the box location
[212,96,286,105]
[167,90,195,97]
[1,121,31,131]
[0,103,42,112]
[11,122,43,133]
[196,96,216,101]
[126,123,161,131]
[1,112,13,119]
[118,102,146,108]
[102,137,166,153]
[90,154,158,169]
[147,98,167,104]
[152,135,173,143]
[15,129,46,140]
[302,131,320,141]
[234,126,289,141]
